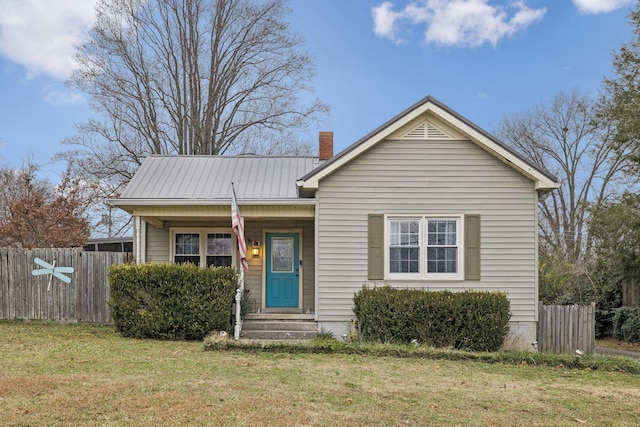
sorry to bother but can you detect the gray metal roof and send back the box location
[117,155,320,202]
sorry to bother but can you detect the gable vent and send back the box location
[404,123,426,139]
[402,121,452,140]
[427,123,450,139]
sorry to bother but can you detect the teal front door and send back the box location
[265,232,300,308]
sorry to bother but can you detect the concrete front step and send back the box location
[242,320,317,332]
[240,313,318,340]
[244,313,315,321]
[240,329,318,340]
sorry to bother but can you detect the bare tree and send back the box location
[497,89,634,262]
[0,163,50,220]
[63,0,328,191]
[0,164,93,248]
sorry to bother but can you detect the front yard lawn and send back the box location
[1,322,640,426]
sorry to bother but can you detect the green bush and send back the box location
[109,263,237,340]
[612,307,640,343]
[596,308,617,339]
[353,286,511,352]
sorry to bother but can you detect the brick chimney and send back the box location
[319,131,333,161]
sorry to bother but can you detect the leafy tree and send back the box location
[0,164,92,248]
[587,193,640,336]
[590,193,640,290]
[497,89,634,264]
[600,2,640,162]
[63,0,328,193]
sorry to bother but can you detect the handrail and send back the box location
[233,268,244,340]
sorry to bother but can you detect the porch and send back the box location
[131,207,316,316]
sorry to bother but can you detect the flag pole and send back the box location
[231,182,248,340]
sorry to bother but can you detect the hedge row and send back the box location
[108,263,237,340]
[612,307,640,343]
[353,286,511,352]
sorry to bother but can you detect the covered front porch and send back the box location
[130,203,316,316]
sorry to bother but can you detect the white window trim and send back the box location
[170,227,236,267]
[385,215,464,281]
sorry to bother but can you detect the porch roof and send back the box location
[113,155,321,206]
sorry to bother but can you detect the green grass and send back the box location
[2,321,640,426]
[206,334,640,373]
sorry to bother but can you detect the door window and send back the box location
[271,237,294,272]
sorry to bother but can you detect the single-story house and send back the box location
[111,96,558,349]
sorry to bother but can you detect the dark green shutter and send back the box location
[465,214,481,280]
[368,214,384,280]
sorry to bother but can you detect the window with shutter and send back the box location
[368,214,480,281]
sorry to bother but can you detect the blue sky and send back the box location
[0,0,636,182]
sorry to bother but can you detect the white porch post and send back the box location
[134,216,146,264]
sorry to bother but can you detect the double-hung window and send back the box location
[427,220,458,274]
[206,233,232,267]
[389,220,420,273]
[174,233,201,265]
[387,216,462,279]
[172,229,234,267]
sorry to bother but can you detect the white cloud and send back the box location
[42,85,85,107]
[572,0,633,14]
[0,0,97,80]
[373,2,404,43]
[372,0,546,47]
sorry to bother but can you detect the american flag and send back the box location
[231,183,249,272]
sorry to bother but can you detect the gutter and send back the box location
[109,198,317,207]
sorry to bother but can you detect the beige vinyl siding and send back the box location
[315,137,538,322]
[146,222,169,263]
[144,218,315,313]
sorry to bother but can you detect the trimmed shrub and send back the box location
[596,308,617,339]
[109,263,237,340]
[612,307,640,343]
[353,286,511,352]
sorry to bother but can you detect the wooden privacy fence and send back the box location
[537,302,596,355]
[623,282,640,307]
[0,248,130,323]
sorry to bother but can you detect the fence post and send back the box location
[75,249,82,322]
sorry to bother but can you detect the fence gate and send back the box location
[537,302,596,355]
[0,248,129,323]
